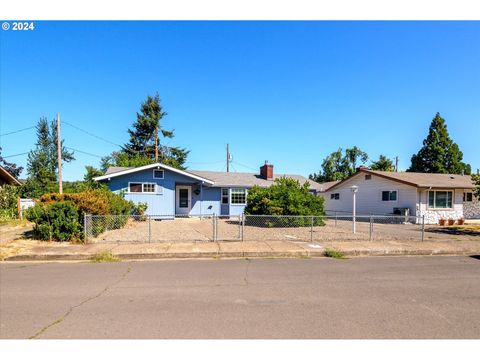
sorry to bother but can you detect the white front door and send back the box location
[175,186,191,215]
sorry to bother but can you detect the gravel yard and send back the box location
[88,216,477,243]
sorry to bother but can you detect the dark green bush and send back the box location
[244,177,325,227]
[26,201,82,241]
[27,189,134,241]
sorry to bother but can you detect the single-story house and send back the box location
[318,167,480,224]
[94,162,323,217]
[0,166,22,186]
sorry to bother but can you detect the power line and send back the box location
[232,161,257,172]
[2,151,29,158]
[0,126,36,137]
[62,120,122,147]
[65,146,103,158]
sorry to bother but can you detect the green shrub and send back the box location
[26,201,82,241]
[27,189,134,241]
[132,202,148,221]
[244,177,325,227]
[0,185,19,221]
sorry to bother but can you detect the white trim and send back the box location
[153,169,164,179]
[94,162,215,184]
[128,181,157,194]
[381,190,398,202]
[221,188,229,205]
[230,188,247,205]
[427,189,454,210]
[175,185,192,214]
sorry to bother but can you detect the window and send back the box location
[428,190,453,209]
[231,188,247,204]
[464,192,473,202]
[129,183,142,193]
[382,190,397,201]
[365,174,372,180]
[129,182,155,193]
[153,169,164,179]
[221,188,229,204]
[330,193,340,200]
[143,183,155,193]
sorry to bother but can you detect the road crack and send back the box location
[243,259,251,285]
[28,263,132,339]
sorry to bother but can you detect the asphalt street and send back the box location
[1,256,479,339]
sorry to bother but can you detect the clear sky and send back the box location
[1,21,479,181]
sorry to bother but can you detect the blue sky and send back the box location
[1,21,479,181]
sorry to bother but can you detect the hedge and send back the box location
[26,189,134,241]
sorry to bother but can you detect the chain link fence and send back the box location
[84,214,426,243]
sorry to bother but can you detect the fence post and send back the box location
[369,215,373,241]
[148,215,151,243]
[241,214,245,242]
[421,215,425,242]
[84,214,87,243]
[213,214,217,242]
[310,215,314,242]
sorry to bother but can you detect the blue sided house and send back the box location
[94,162,323,217]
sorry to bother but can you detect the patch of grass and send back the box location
[324,248,346,259]
[89,251,121,263]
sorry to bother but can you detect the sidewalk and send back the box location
[2,238,480,261]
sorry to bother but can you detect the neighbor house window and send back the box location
[382,190,397,201]
[464,192,473,202]
[330,193,340,200]
[221,188,229,204]
[428,190,453,209]
[129,182,155,193]
[153,169,164,179]
[365,174,372,180]
[231,188,247,205]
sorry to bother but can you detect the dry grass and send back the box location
[89,251,121,263]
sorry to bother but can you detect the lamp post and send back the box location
[350,185,358,234]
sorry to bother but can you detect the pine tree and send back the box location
[370,155,395,171]
[122,94,189,169]
[23,117,74,197]
[408,113,471,174]
[0,147,23,178]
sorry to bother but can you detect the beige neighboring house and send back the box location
[0,165,22,186]
[318,168,479,224]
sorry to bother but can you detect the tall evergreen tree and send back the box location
[0,146,23,178]
[408,113,471,174]
[122,94,189,169]
[23,117,74,197]
[370,155,395,172]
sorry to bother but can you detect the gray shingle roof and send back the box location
[103,166,323,190]
[189,170,322,190]
[326,169,476,192]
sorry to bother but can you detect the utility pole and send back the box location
[56,113,63,194]
[226,143,230,172]
[395,156,399,172]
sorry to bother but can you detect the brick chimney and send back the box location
[260,161,274,180]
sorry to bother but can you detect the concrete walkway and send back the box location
[2,238,480,261]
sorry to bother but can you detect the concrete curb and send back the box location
[4,249,478,261]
